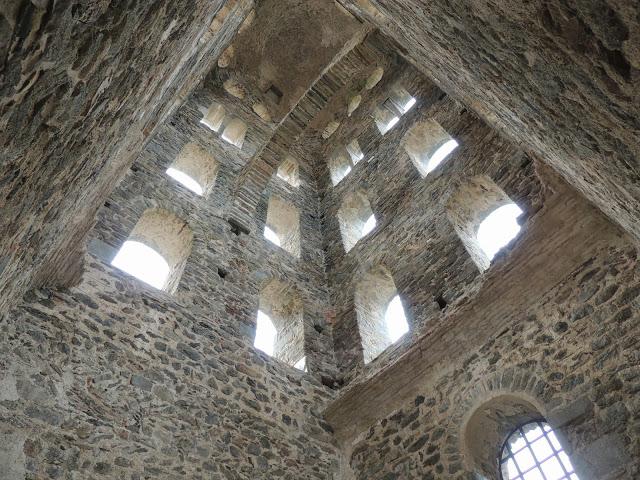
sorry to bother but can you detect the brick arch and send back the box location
[447,368,554,478]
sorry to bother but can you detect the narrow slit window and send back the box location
[361,214,376,237]
[329,151,353,186]
[166,168,202,195]
[374,106,400,135]
[277,156,300,187]
[293,356,307,372]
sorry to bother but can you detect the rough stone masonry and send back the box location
[0,0,638,479]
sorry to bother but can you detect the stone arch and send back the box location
[403,118,458,177]
[354,264,407,363]
[446,175,523,271]
[258,278,305,366]
[167,143,219,196]
[337,190,375,252]
[449,369,553,479]
[118,208,193,292]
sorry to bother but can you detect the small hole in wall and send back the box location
[265,84,283,104]
[104,201,111,208]
[130,166,139,172]
[435,294,447,310]
[217,267,228,279]
[228,218,250,236]
[313,324,324,334]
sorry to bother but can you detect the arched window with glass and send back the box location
[500,420,579,480]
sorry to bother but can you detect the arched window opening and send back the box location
[374,106,400,135]
[346,139,365,164]
[385,295,409,342]
[365,66,384,90]
[277,155,300,187]
[337,191,376,252]
[257,279,305,368]
[404,119,458,176]
[254,310,277,356]
[221,118,247,149]
[329,150,353,186]
[477,204,523,261]
[500,421,579,480]
[265,196,300,257]
[322,120,340,139]
[166,168,202,195]
[263,226,281,247]
[390,87,417,114]
[374,86,416,135]
[111,209,192,292]
[348,94,362,116]
[355,266,408,363]
[166,143,219,196]
[111,241,170,290]
[201,102,226,132]
[446,176,524,271]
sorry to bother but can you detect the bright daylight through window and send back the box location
[264,226,281,246]
[385,295,409,342]
[362,214,376,237]
[254,310,277,356]
[166,167,203,195]
[425,139,459,174]
[477,203,523,260]
[111,241,170,290]
[501,421,579,480]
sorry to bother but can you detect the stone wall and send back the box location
[339,242,639,479]
[0,0,253,314]
[0,258,338,479]
[337,0,640,244]
[88,68,336,382]
[315,59,545,382]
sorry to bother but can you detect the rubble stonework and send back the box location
[1,1,639,479]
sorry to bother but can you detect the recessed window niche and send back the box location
[337,190,376,252]
[346,139,365,164]
[446,175,523,271]
[221,117,247,149]
[254,279,305,368]
[264,196,301,257]
[348,94,362,116]
[166,143,219,196]
[329,150,353,186]
[200,101,226,132]
[277,155,300,187]
[111,208,192,292]
[323,120,340,139]
[365,66,384,90]
[404,119,459,176]
[355,265,409,363]
[374,86,416,134]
